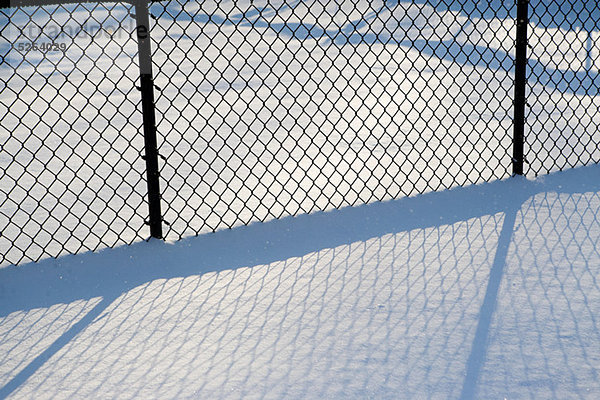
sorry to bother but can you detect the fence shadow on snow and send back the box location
[1,164,599,399]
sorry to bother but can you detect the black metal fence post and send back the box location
[512,0,529,176]
[135,0,163,239]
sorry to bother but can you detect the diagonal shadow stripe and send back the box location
[0,296,116,400]
[460,205,519,400]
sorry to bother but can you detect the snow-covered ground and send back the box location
[1,1,600,265]
[1,163,599,399]
[1,3,600,395]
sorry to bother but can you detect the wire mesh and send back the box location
[0,3,146,265]
[525,0,600,174]
[1,0,600,266]
[149,0,516,241]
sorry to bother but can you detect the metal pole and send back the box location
[135,0,163,239]
[512,0,529,176]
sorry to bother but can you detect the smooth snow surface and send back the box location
[1,164,599,399]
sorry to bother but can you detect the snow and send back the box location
[1,2,600,395]
[1,163,600,399]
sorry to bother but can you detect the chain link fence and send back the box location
[1,0,599,266]
[526,0,600,174]
[1,1,147,265]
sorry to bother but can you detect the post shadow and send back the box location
[0,296,118,400]
[459,203,519,400]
